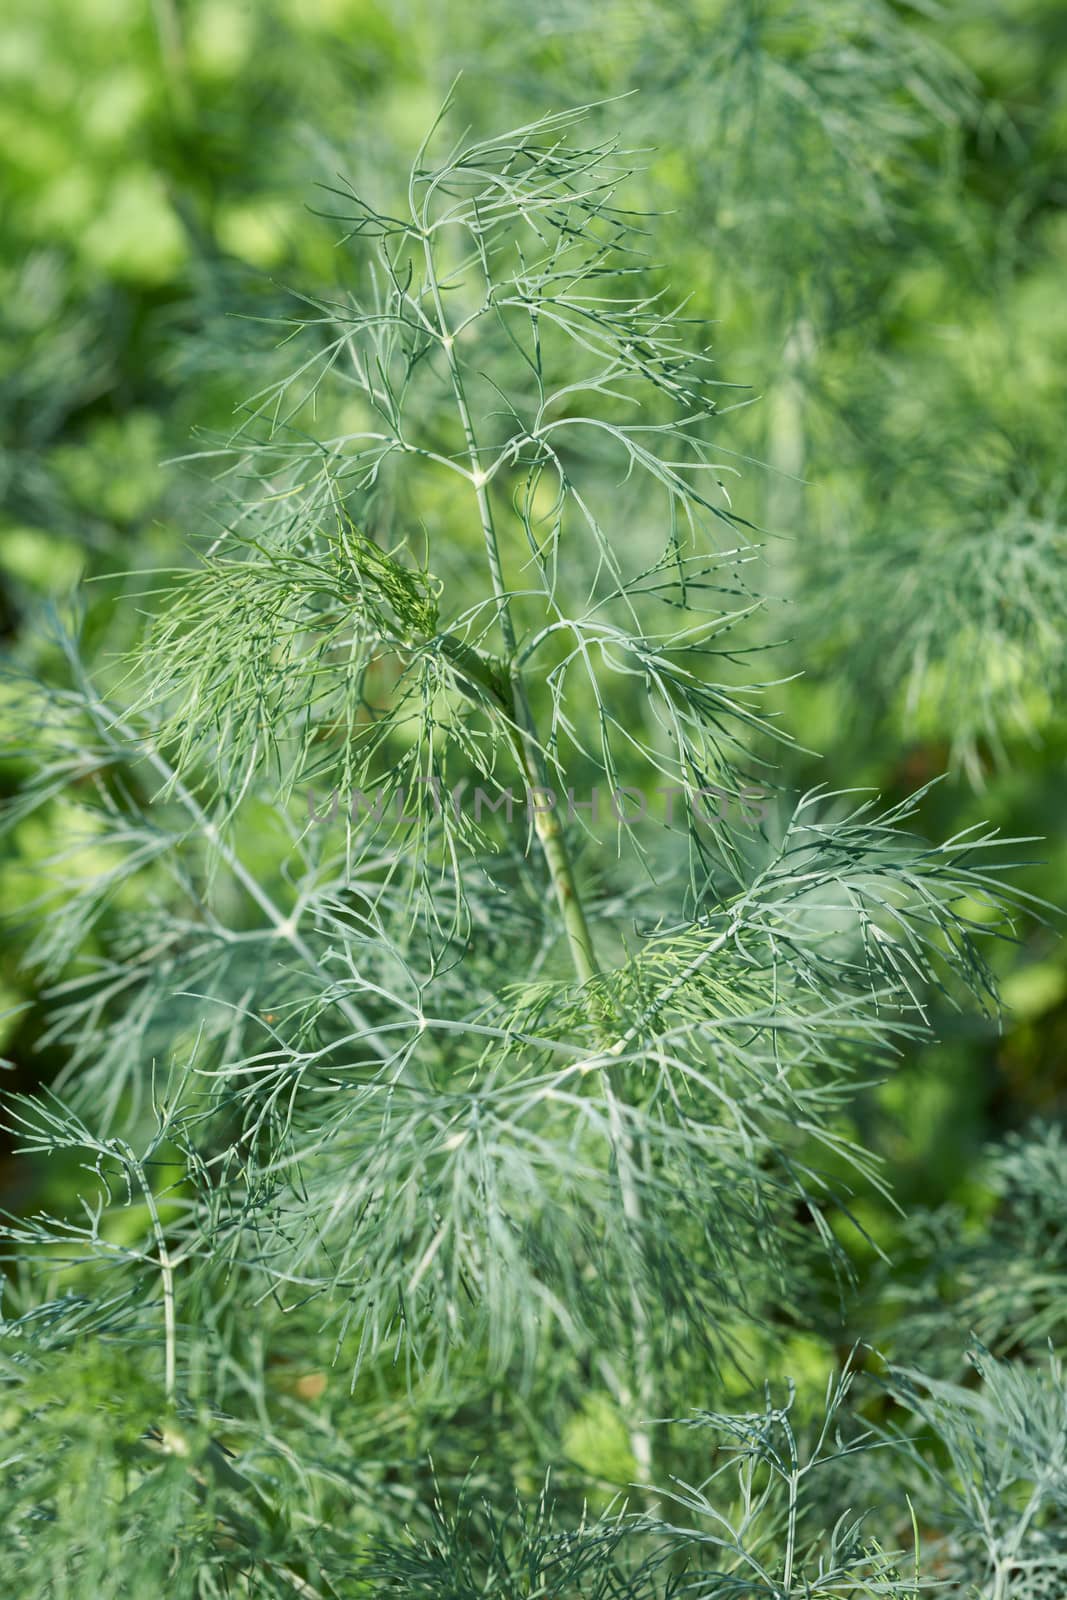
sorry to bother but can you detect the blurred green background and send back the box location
[1,0,1064,1411]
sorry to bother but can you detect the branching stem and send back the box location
[76,679,396,1061]
[421,224,664,1489]
[422,235,601,989]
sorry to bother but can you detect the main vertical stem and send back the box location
[424,249,599,988]
[425,242,655,1489]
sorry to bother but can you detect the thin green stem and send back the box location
[422,226,660,1488]
[76,679,396,1061]
[128,1149,177,1405]
[422,236,601,989]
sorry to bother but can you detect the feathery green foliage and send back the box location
[1,14,1065,1597]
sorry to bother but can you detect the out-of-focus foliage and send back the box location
[1,2,1065,1596]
